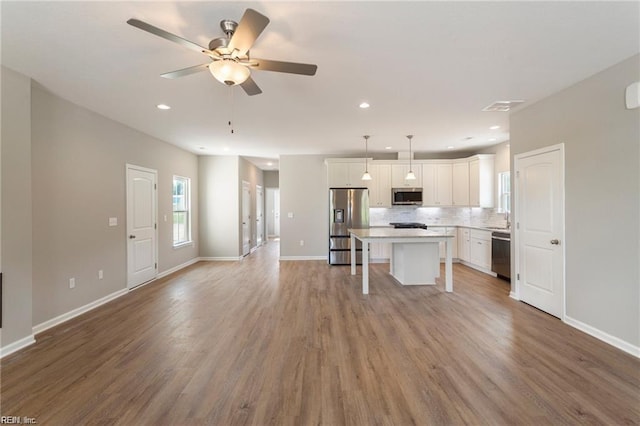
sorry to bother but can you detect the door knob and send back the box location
[550,239,560,245]
[129,235,136,239]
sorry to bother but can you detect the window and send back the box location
[498,171,511,213]
[173,176,191,246]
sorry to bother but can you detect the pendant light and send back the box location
[405,135,416,180]
[362,135,372,181]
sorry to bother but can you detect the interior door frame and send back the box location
[513,143,566,320]
[126,163,158,289]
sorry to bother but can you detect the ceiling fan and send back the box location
[127,9,318,96]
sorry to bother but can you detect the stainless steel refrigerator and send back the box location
[329,188,369,265]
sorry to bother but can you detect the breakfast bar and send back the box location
[349,228,454,295]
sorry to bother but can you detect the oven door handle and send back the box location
[491,236,511,242]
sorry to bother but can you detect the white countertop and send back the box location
[349,228,454,239]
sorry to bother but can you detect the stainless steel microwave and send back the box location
[392,188,423,205]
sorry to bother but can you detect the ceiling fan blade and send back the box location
[228,9,270,57]
[161,63,210,79]
[249,58,317,76]
[240,76,263,96]
[127,18,214,57]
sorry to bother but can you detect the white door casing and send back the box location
[256,185,264,246]
[126,164,158,288]
[514,144,565,318]
[242,181,251,256]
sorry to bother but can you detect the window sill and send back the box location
[173,241,194,250]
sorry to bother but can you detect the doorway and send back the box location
[126,164,158,288]
[242,181,251,256]
[256,185,264,246]
[514,144,565,318]
[266,188,280,239]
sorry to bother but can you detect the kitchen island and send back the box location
[349,228,454,295]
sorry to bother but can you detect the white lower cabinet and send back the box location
[370,242,391,262]
[457,227,470,262]
[430,227,457,260]
[469,229,492,270]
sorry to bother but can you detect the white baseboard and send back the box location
[199,256,242,261]
[564,315,640,358]
[458,260,496,276]
[1,334,36,358]
[32,288,128,335]
[157,257,200,279]
[509,291,519,300]
[279,256,328,261]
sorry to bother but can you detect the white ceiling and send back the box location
[2,1,638,169]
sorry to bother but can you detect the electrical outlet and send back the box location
[69,278,75,289]
[98,270,103,280]
[299,240,305,246]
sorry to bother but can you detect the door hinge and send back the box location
[155,262,157,269]
[154,223,157,230]
[516,171,520,178]
[516,222,519,230]
[517,273,520,280]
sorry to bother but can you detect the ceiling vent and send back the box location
[482,100,525,112]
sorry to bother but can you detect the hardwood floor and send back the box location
[2,241,639,425]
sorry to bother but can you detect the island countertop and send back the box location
[349,227,454,239]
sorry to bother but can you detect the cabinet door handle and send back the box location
[129,235,136,239]
[550,239,560,245]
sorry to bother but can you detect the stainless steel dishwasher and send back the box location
[491,230,511,280]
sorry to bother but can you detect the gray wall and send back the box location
[279,155,329,258]
[1,67,33,346]
[30,84,199,326]
[199,156,240,259]
[510,54,640,347]
[263,170,279,188]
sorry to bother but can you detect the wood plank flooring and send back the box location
[2,241,639,425]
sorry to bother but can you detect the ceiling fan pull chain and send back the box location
[229,86,235,134]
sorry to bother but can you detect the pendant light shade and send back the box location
[405,135,416,180]
[362,135,372,181]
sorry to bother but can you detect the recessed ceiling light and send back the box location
[447,146,454,150]
[223,147,230,152]
[267,162,273,166]
[156,104,171,110]
[359,102,370,109]
[385,146,392,150]
[489,125,500,130]
[488,138,497,142]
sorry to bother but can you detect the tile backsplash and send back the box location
[370,207,508,228]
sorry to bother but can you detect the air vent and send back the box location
[482,100,525,112]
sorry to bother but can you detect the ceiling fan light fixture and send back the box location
[209,59,250,85]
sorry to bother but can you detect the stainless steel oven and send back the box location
[491,230,511,280]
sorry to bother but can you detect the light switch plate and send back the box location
[287,212,294,219]
[109,217,118,226]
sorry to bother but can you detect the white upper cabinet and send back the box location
[468,155,495,207]
[452,160,470,206]
[327,160,370,188]
[369,164,392,207]
[422,162,452,206]
[391,164,422,187]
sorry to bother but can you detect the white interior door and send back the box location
[242,181,251,256]
[126,165,157,288]
[515,145,564,318]
[256,185,264,246]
